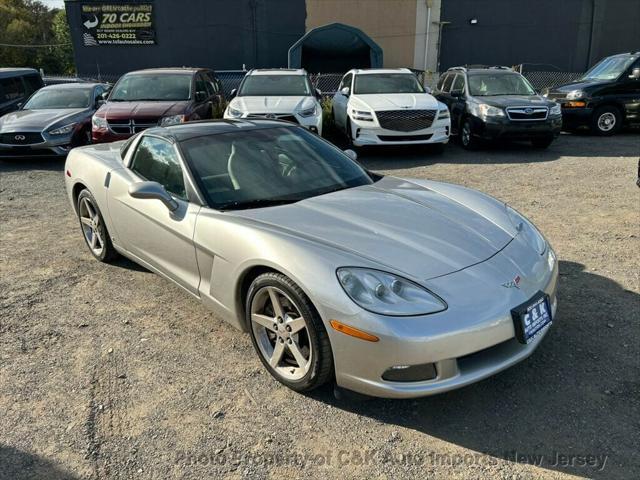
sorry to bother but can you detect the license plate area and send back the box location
[511,291,552,344]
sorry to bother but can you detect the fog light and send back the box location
[382,363,437,382]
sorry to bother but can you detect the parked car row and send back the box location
[1,51,638,160]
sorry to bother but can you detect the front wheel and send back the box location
[77,189,118,262]
[460,118,479,150]
[591,106,622,136]
[246,272,333,392]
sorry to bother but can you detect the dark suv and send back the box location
[92,68,225,143]
[0,68,44,116]
[544,52,640,135]
[435,66,562,149]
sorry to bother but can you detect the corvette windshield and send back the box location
[468,73,536,96]
[181,127,374,210]
[581,55,637,81]
[24,88,91,109]
[354,74,425,94]
[238,75,311,96]
[110,74,191,101]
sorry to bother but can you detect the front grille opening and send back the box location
[382,363,437,382]
[378,134,433,142]
[375,109,436,132]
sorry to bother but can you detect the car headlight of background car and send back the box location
[48,123,77,136]
[351,109,374,121]
[550,103,562,116]
[437,108,450,120]
[566,90,584,100]
[298,104,318,118]
[159,115,187,127]
[337,267,447,316]
[227,105,244,118]
[506,205,547,255]
[92,115,108,129]
[468,102,505,120]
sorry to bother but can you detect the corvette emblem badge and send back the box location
[502,275,521,289]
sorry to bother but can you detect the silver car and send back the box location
[0,83,109,159]
[64,120,558,399]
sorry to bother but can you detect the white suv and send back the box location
[224,69,323,135]
[332,68,450,147]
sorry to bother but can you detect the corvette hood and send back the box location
[98,101,189,119]
[353,93,439,111]
[231,96,314,114]
[233,176,514,280]
[0,108,87,131]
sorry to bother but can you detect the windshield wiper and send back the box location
[218,198,301,211]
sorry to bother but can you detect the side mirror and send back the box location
[195,91,207,102]
[100,92,109,101]
[16,102,23,109]
[340,86,350,96]
[95,99,105,108]
[630,67,640,79]
[229,88,237,99]
[450,89,463,97]
[128,181,178,212]
[315,88,322,99]
[343,149,358,161]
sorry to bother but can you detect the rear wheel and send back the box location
[246,272,333,392]
[591,106,622,136]
[77,189,118,262]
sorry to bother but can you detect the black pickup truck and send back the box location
[544,52,640,135]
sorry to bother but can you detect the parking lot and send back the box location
[0,132,638,479]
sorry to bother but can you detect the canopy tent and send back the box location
[288,23,383,72]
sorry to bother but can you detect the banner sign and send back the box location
[81,3,156,46]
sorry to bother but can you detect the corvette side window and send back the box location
[131,136,187,200]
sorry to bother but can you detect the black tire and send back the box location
[76,189,118,262]
[246,272,334,392]
[460,118,479,150]
[531,136,554,149]
[591,105,622,136]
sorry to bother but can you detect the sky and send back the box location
[41,0,65,8]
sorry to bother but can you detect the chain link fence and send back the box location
[43,69,584,97]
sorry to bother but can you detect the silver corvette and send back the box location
[64,119,558,398]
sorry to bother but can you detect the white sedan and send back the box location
[332,68,450,148]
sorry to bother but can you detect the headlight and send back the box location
[506,205,547,255]
[566,90,584,100]
[227,106,243,118]
[336,267,447,316]
[468,102,505,119]
[550,103,562,116]
[437,108,450,119]
[298,104,318,117]
[351,109,374,121]
[92,115,108,129]
[48,123,77,135]
[159,115,186,127]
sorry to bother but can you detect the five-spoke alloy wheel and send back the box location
[247,272,333,391]
[77,189,117,262]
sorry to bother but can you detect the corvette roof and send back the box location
[148,119,295,142]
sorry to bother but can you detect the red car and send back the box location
[91,68,224,143]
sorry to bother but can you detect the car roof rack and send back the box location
[448,65,513,72]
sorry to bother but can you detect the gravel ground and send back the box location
[1,132,639,480]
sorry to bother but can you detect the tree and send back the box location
[0,0,74,74]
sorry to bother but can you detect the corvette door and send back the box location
[107,135,201,295]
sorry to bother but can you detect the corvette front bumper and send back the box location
[321,237,559,399]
